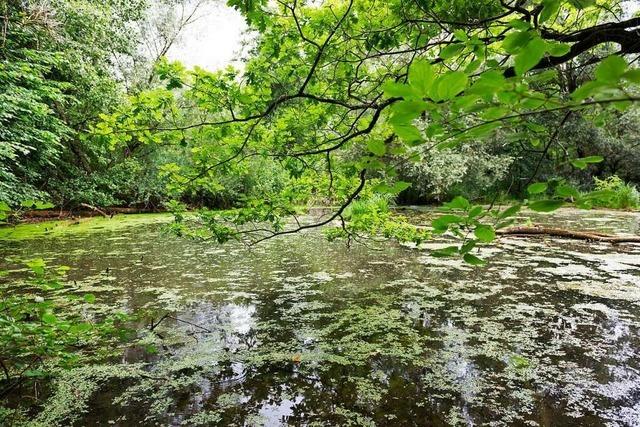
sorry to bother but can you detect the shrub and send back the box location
[590,175,639,209]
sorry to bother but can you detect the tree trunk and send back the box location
[498,226,640,243]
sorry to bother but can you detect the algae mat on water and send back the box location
[2,210,640,426]
[0,214,174,240]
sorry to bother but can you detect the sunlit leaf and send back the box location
[595,55,627,83]
[474,224,495,242]
[527,182,548,194]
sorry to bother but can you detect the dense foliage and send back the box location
[91,0,640,255]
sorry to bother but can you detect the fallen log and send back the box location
[18,206,163,223]
[79,203,109,218]
[498,226,640,243]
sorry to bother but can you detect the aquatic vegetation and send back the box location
[0,211,639,425]
[0,214,173,241]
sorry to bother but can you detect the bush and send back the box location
[590,175,639,209]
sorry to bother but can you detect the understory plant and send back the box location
[0,260,133,403]
[590,175,639,209]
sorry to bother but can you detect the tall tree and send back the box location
[100,0,640,257]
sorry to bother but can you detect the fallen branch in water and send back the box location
[79,203,109,218]
[498,226,640,243]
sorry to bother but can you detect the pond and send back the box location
[1,208,640,426]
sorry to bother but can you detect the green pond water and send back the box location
[1,209,640,426]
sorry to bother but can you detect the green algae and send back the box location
[0,213,173,241]
[1,210,640,425]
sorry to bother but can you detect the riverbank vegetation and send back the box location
[1,0,639,215]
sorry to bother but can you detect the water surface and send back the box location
[1,209,640,426]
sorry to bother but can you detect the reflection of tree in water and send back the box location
[3,213,640,425]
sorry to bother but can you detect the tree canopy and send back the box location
[92,0,640,258]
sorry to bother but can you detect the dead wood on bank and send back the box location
[498,226,640,243]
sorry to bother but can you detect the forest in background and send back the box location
[2,0,639,216]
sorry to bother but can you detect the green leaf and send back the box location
[464,59,483,74]
[514,37,546,76]
[468,71,506,96]
[582,155,604,163]
[502,31,532,54]
[571,155,603,169]
[389,100,428,124]
[568,0,595,9]
[392,181,411,193]
[382,81,418,99]
[70,322,92,333]
[571,81,608,101]
[474,224,496,242]
[527,182,548,194]
[42,313,57,324]
[440,43,465,59]
[528,199,564,212]
[431,246,459,257]
[546,42,570,57]
[623,69,640,83]
[372,181,411,194]
[498,204,521,219]
[34,201,54,210]
[468,205,483,218]
[84,293,96,304]
[392,123,422,143]
[595,55,627,83]
[0,202,10,212]
[556,184,580,198]
[26,258,46,275]
[432,71,468,101]
[481,106,509,120]
[539,0,561,23]
[509,354,530,369]
[463,253,486,265]
[432,214,464,231]
[460,240,476,254]
[508,19,531,31]
[21,199,36,208]
[366,140,386,156]
[408,60,435,96]
[453,29,469,42]
[571,159,587,169]
[443,196,470,210]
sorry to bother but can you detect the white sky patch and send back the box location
[167,0,640,71]
[166,2,247,71]
[623,0,640,15]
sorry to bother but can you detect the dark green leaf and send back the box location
[42,313,57,324]
[432,214,464,231]
[440,43,465,59]
[443,196,470,210]
[431,246,459,257]
[463,253,486,265]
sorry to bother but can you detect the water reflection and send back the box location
[1,209,640,425]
